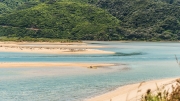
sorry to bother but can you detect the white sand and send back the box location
[85,77,179,101]
[0,62,115,68]
[0,42,115,54]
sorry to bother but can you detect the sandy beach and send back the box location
[0,62,115,68]
[85,77,179,101]
[0,42,114,54]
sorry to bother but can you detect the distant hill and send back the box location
[0,1,121,40]
[0,0,180,41]
[0,0,40,14]
[96,0,180,41]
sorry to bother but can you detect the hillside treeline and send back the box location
[0,0,180,41]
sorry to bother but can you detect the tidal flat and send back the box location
[0,41,180,101]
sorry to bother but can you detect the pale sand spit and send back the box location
[0,62,115,68]
[0,41,86,45]
[85,77,179,101]
[0,42,114,54]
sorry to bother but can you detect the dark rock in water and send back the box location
[88,66,97,69]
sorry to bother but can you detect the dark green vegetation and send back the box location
[0,0,180,41]
[0,0,121,41]
[0,36,80,42]
[96,0,180,41]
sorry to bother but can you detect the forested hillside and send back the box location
[0,1,121,40]
[0,0,180,41]
[0,2,10,14]
[96,0,180,41]
[0,0,38,14]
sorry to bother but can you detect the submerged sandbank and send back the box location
[0,62,115,68]
[0,42,114,54]
[85,77,179,101]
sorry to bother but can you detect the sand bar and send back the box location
[0,42,114,54]
[0,41,86,45]
[0,62,115,68]
[85,77,179,101]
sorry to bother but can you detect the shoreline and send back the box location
[0,42,115,54]
[84,40,180,43]
[85,77,179,101]
[0,62,115,68]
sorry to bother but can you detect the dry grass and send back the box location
[141,79,180,101]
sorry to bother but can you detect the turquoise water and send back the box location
[0,42,180,101]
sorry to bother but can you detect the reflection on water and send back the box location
[0,42,180,101]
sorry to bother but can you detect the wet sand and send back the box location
[0,62,115,68]
[0,42,114,54]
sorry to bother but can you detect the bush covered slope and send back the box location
[0,0,180,41]
[0,1,121,40]
[96,0,180,41]
[0,2,10,14]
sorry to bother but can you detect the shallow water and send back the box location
[0,42,180,101]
